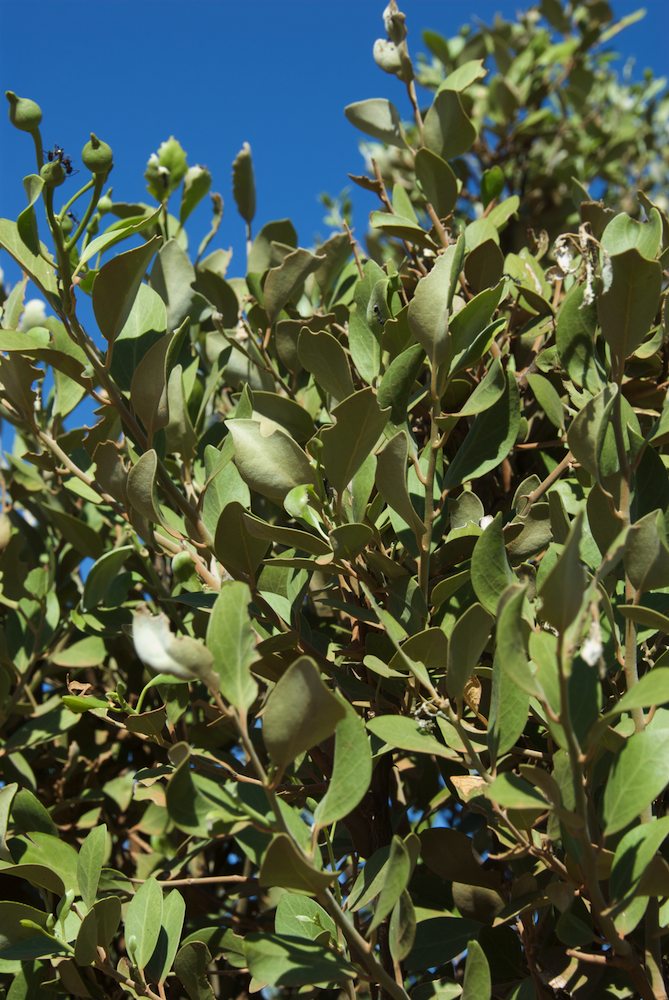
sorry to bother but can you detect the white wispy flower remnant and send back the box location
[133,607,215,684]
[21,298,47,330]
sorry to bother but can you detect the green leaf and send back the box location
[617,606,669,635]
[489,645,531,761]
[443,371,520,489]
[440,59,487,92]
[0,901,56,961]
[601,209,662,260]
[556,282,601,391]
[369,835,412,932]
[348,259,385,383]
[624,509,669,594]
[496,585,542,697]
[420,828,501,889]
[126,449,163,524]
[389,890,417,963]
[93,236,162,348]
[124,876,163,971]
[0,783,18,859]
[539,513,586,634]
[245,933,356,987]
[607,668,669,717]
[77,824,106,909]
[378,344,425,425]
[597,248,662,362]
[76,899,121,963]
[275,893,337,944]
[314,702,372,828]
[152,241,196,331]
[320,388,389,496]
[424,90,477,160]
[258,833,336,894]
[82,545,134,612]
[263,657,346,772]
[567,384,618,482]
[214,500,269,579]
[8,832,79,895]
[344,98,405,148]
[242,510,331,555]
[174,941,215,1000]
[370,211,435,249]
[232,142,256,225]
[527,373,564,429]
[264,247,323,325]
[603,726,669,835]
[17,174,44,256]
[146,888,186,985]
[376,432,425,540]
[451,356,506,418]
[446,603,493,701]
[610,817,669,902]
[484,773,548,810]
[75,208,162,273]
[206,581,258,711]
[407,241,463,366]
[367,715,454,759]
[0,218,58,301]
[179,165,211,226]
[415,148,458,218]
[165,364,197,457]
[470,512,514,616]
[462,939,491,1000]
[0,328,50,352]
[406,916,482,972]
[447,283,503,374]
[297,327,355,401]
[227,419,316,502]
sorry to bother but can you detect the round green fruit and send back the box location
[82,133,113,176]
[6,91,42,133]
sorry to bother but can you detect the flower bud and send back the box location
[5,91,42,133]
[171,550,194,581]
[383,2,407,43]
[40,159,65,188]
[82,133,113,176]
[0,513,11,551]
[373,39,404,76]
[97,191,113,213]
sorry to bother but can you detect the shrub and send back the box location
[0,1,668,998]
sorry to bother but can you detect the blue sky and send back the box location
[1,0,667,279]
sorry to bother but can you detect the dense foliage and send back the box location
[1,1,668,998]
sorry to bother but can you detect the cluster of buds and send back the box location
[5,91,114,187]
[373,1,413,83]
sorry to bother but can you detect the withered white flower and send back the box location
[21,298,47,331]
[132,607,215,683]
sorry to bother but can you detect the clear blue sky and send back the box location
[1,0,667,278]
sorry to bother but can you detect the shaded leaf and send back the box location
[263,657,346,772]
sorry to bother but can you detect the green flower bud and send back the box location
[373,39,404,76]
[5,90,42,133]
[171,550,194,581]
[97,192,113,213]
[0,513,11,551]
[82,132,113,176]
[40,159,66,188]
